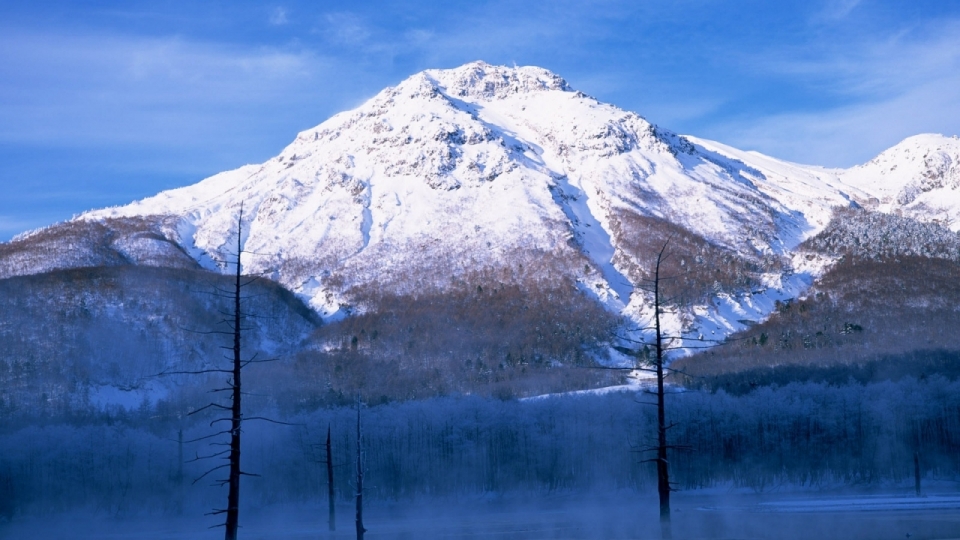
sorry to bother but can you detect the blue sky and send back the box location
[1,0,959,240]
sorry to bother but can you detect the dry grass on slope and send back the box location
[263,275,623,410]
[672,256,960,390]
[608,210,784,305]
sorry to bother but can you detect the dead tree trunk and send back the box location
[915,419,922,497]
[609,240,724,539]
[652,245,672,540]
[914,451,921,496]
[355,397,366,540]
[327,424,336,532]
[158,203,289,538]
[224,210,243,540]
[177,428,184,515]
[178,428,184,485]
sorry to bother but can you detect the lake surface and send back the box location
[5,490,960,539]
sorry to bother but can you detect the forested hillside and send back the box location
[0,265,319,416]
[672,207,960,383]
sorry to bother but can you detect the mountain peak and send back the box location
[50,61,960,350]
[420,61,571,100]
[864,133,960,164]
[841,133,960,210]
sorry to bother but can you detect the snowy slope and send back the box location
[62,61,957,351]
[839,133,960,226]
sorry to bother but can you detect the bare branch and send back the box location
[187,403,232,416]
[186,449,231,462]
[182,430,232,444]
[192,463,230,485]
[633,399,659,407]
[157,367,233,377]
[241,357,280,367]
[579,365,657,373]
[245,416,300,426]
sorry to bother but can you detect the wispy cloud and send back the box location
[708,72,960,167]
[318,12,374,47]
[760,19,960,100]
[705,17,960,166]
[0,29,354,148]
[814,0,862,22]
[308,1,629,69]
[1,0,957,243]
[269,7,289,26]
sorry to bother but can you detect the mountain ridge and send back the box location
[6,60,960,355]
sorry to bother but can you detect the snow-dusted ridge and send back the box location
[66,61,959,351]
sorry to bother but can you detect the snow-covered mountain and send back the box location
[838,134,960,219]
[12,61,960,351]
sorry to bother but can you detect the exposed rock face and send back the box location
[5,61,960,351]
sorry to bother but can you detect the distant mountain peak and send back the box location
[841,133,960,213]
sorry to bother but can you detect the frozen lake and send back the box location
[5,490,960,539]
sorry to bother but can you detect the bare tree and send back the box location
[914,418,922,497]
[641,241,678,539]
[160,204,286,540]
[177,427,184,515]
[355,396,367,540]
[301,424,338,532]
[327,424,336,532]
[610,240,723,539]
[223,204,245,540]
[651,243,691,538]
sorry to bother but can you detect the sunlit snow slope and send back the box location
[74,61,959,347]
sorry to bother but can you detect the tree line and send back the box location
[3,376,960,519]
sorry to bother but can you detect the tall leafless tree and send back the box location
[355,396,367,540]
[327,424,336,532]
[302,423,338,531]
[222,204,244,540]
[609,240,723,539]
[161,204,286,540]
[648,242,673,539]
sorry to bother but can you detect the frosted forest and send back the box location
[4,374,960,538]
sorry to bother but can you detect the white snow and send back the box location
[72,61,960,348]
